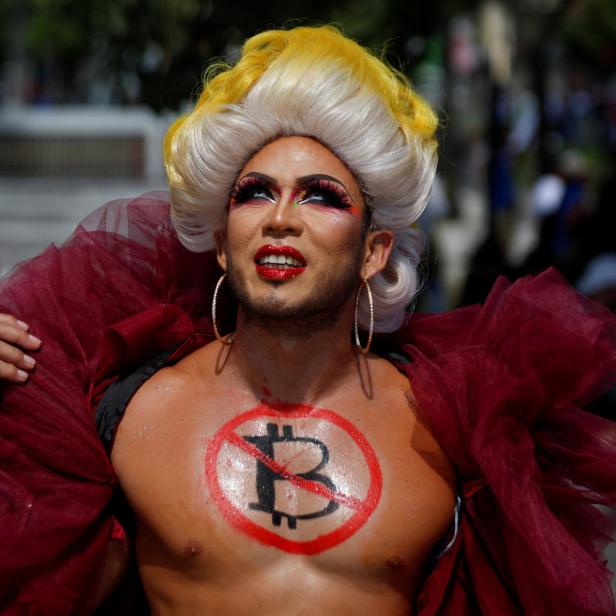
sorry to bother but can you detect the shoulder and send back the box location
[117,342,216,425]
[369,353,457,488]
[110,364,192,460]
[109,342,218,460]
[364,354,458,548]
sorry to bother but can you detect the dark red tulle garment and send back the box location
[0,194,615,615]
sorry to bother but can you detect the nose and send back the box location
[262,189,303,236]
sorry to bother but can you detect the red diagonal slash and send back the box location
[206,404,383,555]
[226,430,367,513]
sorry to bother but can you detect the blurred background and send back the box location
[0,0,614,590]
[0,0,614,313]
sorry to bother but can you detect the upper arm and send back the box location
[405,387,456,488]
[94,525,131,608]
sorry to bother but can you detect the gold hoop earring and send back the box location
[354,276,374,354]
[212,273,235,345]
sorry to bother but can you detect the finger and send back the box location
[0,314,29,330]
[0,359,29,383]
[0,322,42,350]
[0,340,36,370]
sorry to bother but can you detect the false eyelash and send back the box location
[297,179,354,210]
[229,176,275,205]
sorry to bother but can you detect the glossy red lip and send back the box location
[254,245,306,265]
[254,244,306,281]
[255,265,304,280]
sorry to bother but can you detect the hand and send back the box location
[0,314,42,383]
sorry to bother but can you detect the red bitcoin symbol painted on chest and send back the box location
[205,403,382,554]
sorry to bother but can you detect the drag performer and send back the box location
[1,26,615,615]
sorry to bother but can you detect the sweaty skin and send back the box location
[112,341,456,616]
[111,137,456,614]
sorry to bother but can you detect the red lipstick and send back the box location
[254,245,306,281]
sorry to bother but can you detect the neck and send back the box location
[225,301,359,404]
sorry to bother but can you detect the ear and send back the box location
[361,229,394,279]
[214,228,228,272]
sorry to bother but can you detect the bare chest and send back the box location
[112,385,456,590]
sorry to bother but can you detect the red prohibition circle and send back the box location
[205,402,382,555]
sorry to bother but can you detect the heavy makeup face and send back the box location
[216,136,392,332]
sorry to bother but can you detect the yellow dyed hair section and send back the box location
[164,26,438,171]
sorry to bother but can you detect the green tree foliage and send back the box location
[1,0,481,109]
[563,0,616,72]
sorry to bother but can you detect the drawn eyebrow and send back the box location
[297,174,351,195]
[238,171,276,184]
[238,172,352,197]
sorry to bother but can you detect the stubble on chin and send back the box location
[225,252,362,338]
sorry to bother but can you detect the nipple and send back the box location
[386,555,406,570]
[183,540,204,559]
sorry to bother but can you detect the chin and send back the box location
[225,251,362,333]
[243,289,326,321]
[230,277,352,334]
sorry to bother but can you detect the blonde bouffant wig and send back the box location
[164,26,438,332]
